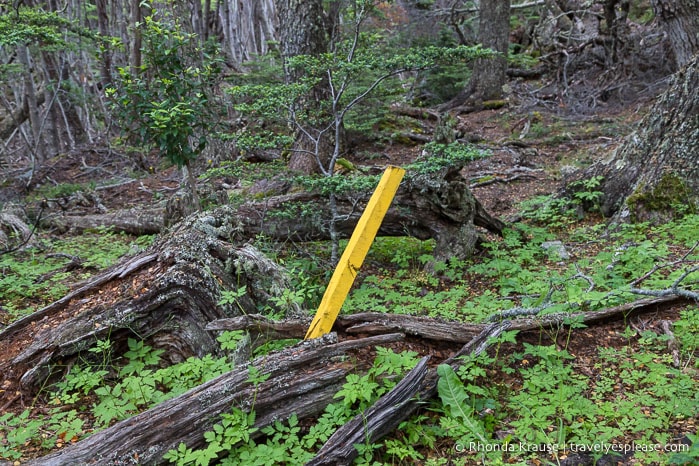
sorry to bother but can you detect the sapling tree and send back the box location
[107,12,222,210]
[229,0,490,262]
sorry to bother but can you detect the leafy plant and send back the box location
[163,347,419,465]
[107,11,223,200]
[407,141,489,174]
[0,229,151,320]
[437,364,489,445]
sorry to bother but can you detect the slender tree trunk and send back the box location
[95,0,112,87]
[130,0,142,75]
[202,0,212,42]
[276,0,333,174]
[0,91,46,141]
[41,52,84,149]
[17,45,45,162]
[602,0,630,64]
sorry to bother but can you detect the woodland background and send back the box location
[0,0,698,465]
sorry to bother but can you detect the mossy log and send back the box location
[43,166,505,262]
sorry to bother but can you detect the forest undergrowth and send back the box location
[1,152,697,465]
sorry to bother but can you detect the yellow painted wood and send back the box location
[305,166,406,339]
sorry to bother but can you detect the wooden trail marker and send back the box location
[305,166,406,340]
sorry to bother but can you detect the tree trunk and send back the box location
[440,0,511,110]
[229,166,504,262]
[602,0,631,64]
[276,0,333,174]
[24,333,404,466]
[564,54,699,222]
[0,89,46,141]
[17,44,45,162]
[224,0,276,64]
[95,0,112,87]
[471,0,511,100]
[651,0,699,69]
[129,0,142,75]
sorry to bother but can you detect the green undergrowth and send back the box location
[426,318,699,465]
[164,346,420,466]
[0,333,242,460]
[0,228,155,320]
[345,211,699,324]
[1,174,698,464]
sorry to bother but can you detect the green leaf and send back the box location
[436,364,488,444]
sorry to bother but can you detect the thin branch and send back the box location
[488,286,556,321]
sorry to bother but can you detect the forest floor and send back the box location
[1,84,696,465]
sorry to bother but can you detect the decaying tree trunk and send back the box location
[25,333,405,466]
[44,206,163,236]
[563,54,699,222]
[233,167,504,261]
[44,166,505,262]
[207,295,687,348]
[0,211,303,407]
[206,312,484,346]
[308,322,510,466]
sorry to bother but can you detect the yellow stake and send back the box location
[305,165,406,340]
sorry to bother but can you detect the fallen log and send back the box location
[0,211,303,407]
[26,333,405,466]
[308,356,431,466]
[309,322,510,466]
[42,165,505,262]
[226,166,506,263]
[205,312,484,346]
[205,295,688,347]
[25,322,508,466]
[43,206,163,235]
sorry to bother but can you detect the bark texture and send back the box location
[440,0,511,109]
[276,0,334,174]
[565,54,699,221]
[651,0,699,69]
[26,333,404,466]
[0,90,47,141]
[231,167,504,261]
[0,211,302,406]
[470,0,511,101]
[218,0,276,65]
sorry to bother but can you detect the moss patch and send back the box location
[626,172,697,222]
